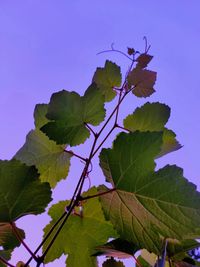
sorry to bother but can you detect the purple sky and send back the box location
[0,1,200,266]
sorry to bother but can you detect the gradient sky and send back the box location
[0,1,200,266]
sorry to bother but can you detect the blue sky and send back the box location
[0,1,200,266]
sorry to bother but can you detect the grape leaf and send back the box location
[93,238,139,259]
[136,54,153,69]
[123,102,170,131]
[128,68,156,97]
[0,159,52,222]
[123,102,181,157]
[34,104,49,129]
[0,223,25,250]
[15,129,72,188]
[92,60,122,102]
[102,258,125,267]
[43,187,117,267]
[41,83,105,146]
[158,129,182,158]
[0,250,11,267]
[99,131,200,254]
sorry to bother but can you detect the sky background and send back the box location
[0,1,200,266]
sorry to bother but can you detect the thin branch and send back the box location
[115,124,130,132]
[92,125,115,158]
[114,90,123,125]
[64,149,87,162]
[80,188,116,201]
[0,256,14,267]
[10,222,38,262]
[24,211,67,267]
[84,123,96,137]
[97,91,127,137]
[97,49,133,61]
[41,200,77,261]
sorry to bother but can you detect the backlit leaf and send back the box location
[43,187,117,267]
[0,159,52,222]
[99,131,200,254]
[15,129,72,188]
[158,129,182,158]
[41,83,105,146]
[102,258,125,267]
[92,60,122,102]
[128,68,156,97]
[136,54,153,69]
[34,104,49,129]
[124,102,170,131]
[123,102,181,157]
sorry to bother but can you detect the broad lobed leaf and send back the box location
[99,131,200,254]
[0,159,52,222]
[15,129,72,188]
[123,102,182,157]
[128,68,156,97]
[92,60,122,102]
[41,83,106,146]
[15,104,72,188]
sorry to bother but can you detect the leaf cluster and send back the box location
[0,48,199,267]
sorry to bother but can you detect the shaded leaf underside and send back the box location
[0,159,52,222]
[99,131,200,254]
[92,60,122,102]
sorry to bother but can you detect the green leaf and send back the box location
[34,104,49,129]
[41,83,106,146]
[128,68,156,97]
[92,60,122,102]
[102,258,125,267]
[93,238,139,258]
[15,129,72,188]
[0,250,11,267]
[0,159,52,222]
[43,187,117,267]
[123,102,170,132]
[158,129,182,158]
[99,131,200,254]
[0,223,25,250]
[123,102,181,157]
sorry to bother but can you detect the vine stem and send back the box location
[25,56,135,267]
[115,124,130,132]
[64,149,87,162]
[92,125,115,157]
[97,49,133,61]
[80,188,116,201]
[0,256,14,267]
[10,222,38,262]
[24,212,67,267]
[84,122,96,137]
